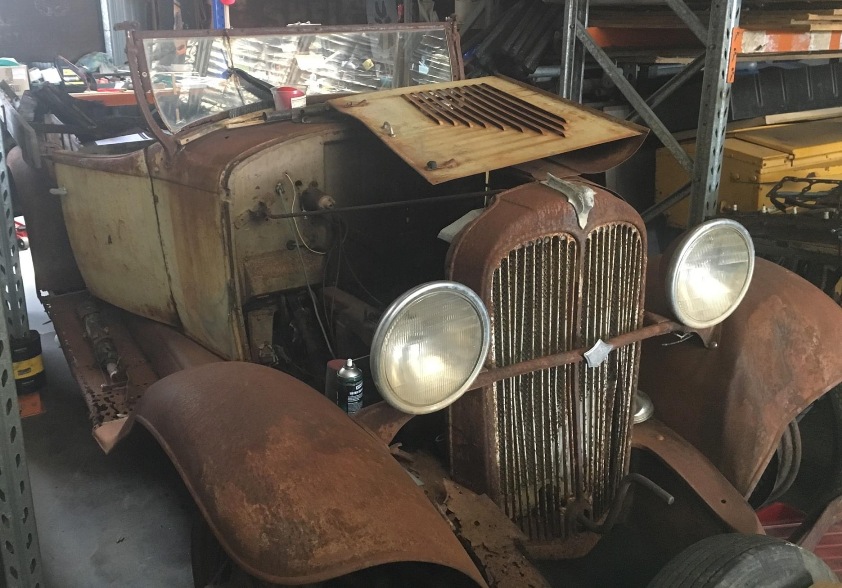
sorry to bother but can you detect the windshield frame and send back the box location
[125,22,462,157]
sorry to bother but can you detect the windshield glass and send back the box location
[141,26,455,133]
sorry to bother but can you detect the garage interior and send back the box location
[3,0,842,586]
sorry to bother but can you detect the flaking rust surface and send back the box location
[444,479,551,588]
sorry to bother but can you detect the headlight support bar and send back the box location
[468,312,684,391]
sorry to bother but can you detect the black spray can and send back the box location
[337,358,364,415]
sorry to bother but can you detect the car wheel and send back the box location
[648,533,836,588]
[17,237,28,251]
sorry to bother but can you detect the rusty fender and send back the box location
[639,258,842,498]
[126,362,486,586]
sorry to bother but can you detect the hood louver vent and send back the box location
[403,84,568,136]
[329,76,646,184]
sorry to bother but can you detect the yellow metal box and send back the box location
[655,119,842,227]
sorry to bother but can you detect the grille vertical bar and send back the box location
[490,224,643,540]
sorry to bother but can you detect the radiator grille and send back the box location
[490,223,644,540]
[403,83,568,136]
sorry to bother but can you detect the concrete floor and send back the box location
[19,249,194,587]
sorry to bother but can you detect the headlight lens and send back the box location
[371,281,490,415]
[666,218,755,329]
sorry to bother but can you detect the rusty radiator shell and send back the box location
[447,181,646,541]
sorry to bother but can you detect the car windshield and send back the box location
[140,25,456,133]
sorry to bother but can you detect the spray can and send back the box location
[337,358,363,415]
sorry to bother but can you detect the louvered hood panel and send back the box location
[447,181,646,544]
[328,76,646,184]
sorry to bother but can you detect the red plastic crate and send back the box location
[758,502,842,576]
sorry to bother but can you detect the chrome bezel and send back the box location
[666,218,755,329]
[370,281,491,415]
[633,390,655,424]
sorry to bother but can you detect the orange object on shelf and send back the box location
[18,391,43,418]
[758,502,842,576]
[586,26,698,49]
[735,26,842,55]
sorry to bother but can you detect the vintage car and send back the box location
[7,21,842,588]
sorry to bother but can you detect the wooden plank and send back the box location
[735,119,842,158]
[671,107,842,142]
[789,22,842,31]
[765,106,842,125]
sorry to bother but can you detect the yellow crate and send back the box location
[655,119,842,227]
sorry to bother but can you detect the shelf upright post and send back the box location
[559,0,589,101]
[688,0,742,225]
[0,114,43,588]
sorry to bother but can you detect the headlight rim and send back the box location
[665,218,755,330]
[370,280,491,415]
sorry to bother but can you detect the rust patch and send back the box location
[146,122,344,194]
[47,291,159,452]
[640,258,842,496]
[632,419,763,536]
[444,480,551,588]
[353,402,415,446]
[131,362,487,586]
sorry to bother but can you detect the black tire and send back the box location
[648,534,836,588]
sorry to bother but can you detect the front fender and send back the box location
[128,362,486,586]
[640,258,842,497]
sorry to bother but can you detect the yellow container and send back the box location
[655,119,842,227]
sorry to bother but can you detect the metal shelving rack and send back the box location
[560,0,743,227]
[0,111,43,588]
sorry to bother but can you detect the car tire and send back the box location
[17,237,28,251]
[648,533,836,588]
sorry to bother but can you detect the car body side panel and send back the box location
[129,362,487,586]
[148,176,243,360]
[639,258,842,496]
[143,122,347,360]
[53,152,178,325]
[226,133,336,300]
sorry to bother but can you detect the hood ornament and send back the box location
[542,173,595,229]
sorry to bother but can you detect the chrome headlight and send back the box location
[371,281,490,415]
[666,218,755,329]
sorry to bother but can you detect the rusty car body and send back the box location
[7,21,842,587]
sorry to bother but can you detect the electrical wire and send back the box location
[322,217,347,338]
[222,35,246,107]
[285,173,327,255]
[276,176,335,358]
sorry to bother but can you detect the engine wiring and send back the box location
[277,174,335,358]
[285,173,327,256]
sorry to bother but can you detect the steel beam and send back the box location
[665,0,708,44]
[0,115,27,340]
[576,23,694,174]
[628,53,705,124]
[0,121,43,588]
[559,0,589,101]
[642,182,691,223]
[688,0,741,225]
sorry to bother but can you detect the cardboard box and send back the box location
[656,118,842,227]
[0,65,30,97]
